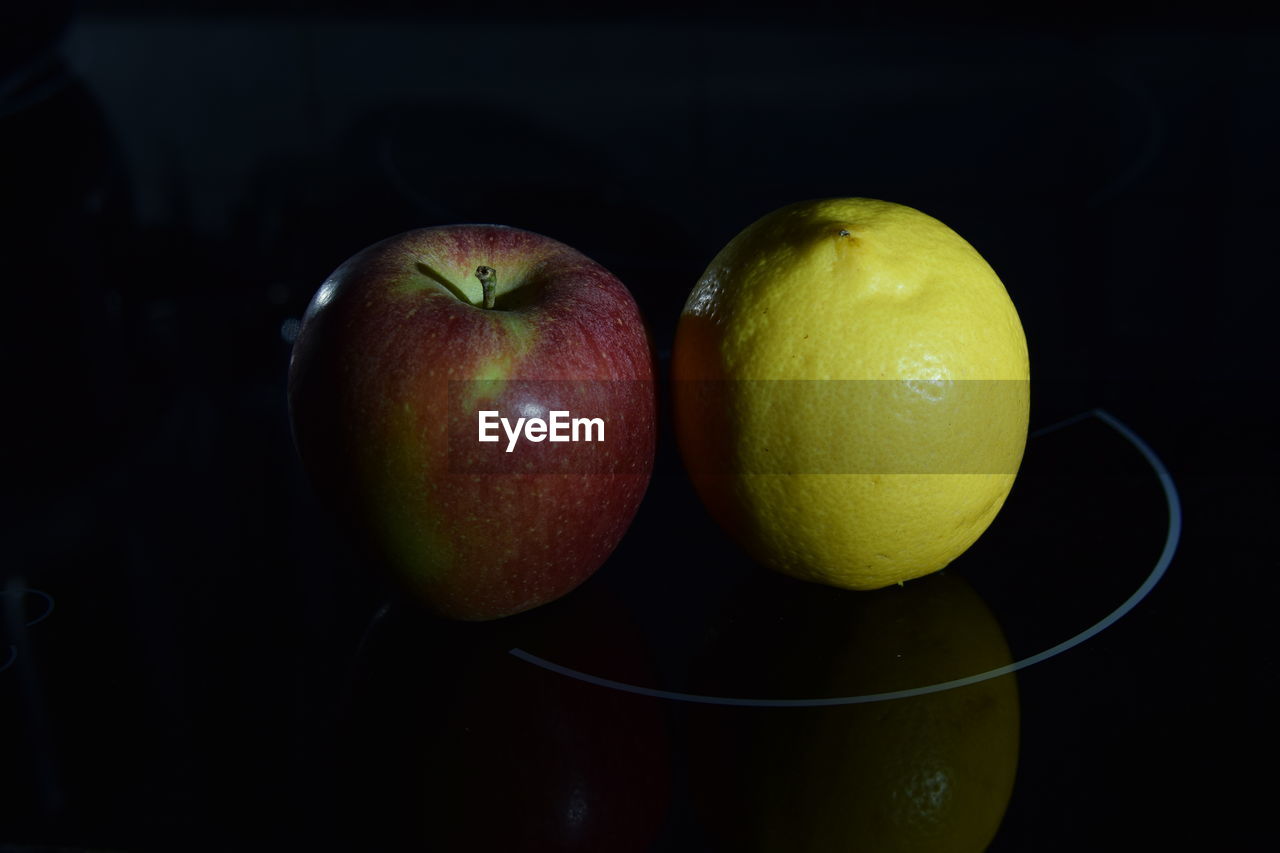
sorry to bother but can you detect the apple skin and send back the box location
[288,224,656,620]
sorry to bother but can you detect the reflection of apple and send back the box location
[336,580,671,850]
[288,225,657,620]
[686,568,1019,852]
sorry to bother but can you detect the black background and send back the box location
[2,1,1278,850]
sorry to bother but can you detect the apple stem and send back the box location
[476,266,497,309]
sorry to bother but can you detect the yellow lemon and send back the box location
[673,198,1029,590]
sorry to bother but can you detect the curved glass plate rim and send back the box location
[0,586,56,674]
[509,408,1182,707]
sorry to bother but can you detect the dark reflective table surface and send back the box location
[2,4,1277,850]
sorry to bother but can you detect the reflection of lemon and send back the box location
[674,198,1029,589]
[687,570,1019,852]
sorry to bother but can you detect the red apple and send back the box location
[288,224,656,620]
